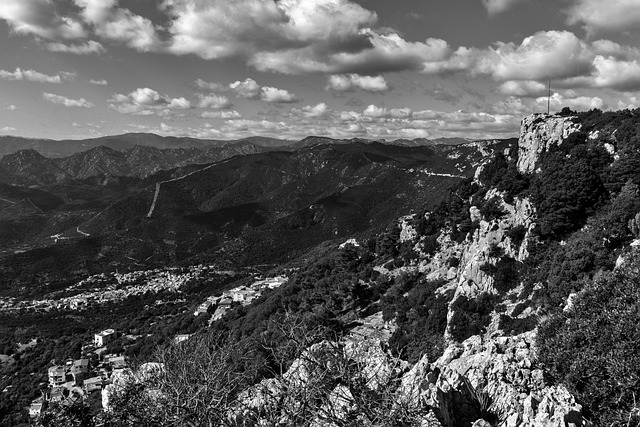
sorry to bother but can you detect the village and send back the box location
[27,328,125,419]
[193,275,288,321]
[26,274,288,420]
[0,265,236,313]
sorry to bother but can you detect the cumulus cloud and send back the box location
[588,56,640,91]
[47,40,105,54]
[498,80,548,97]
[195,79,224,91]
[1,126,16,132]
[223,119,290,134]
[0,0,85,40]
[252,32,460,75]
[260,86,298,103]
[326,74,389,92]
[229,78,262,99]
[566,0,640,34]
[74,0,160,51]
[90,79,108,85]
[201,110,242,119]
[476,31,594,81]
[108,87,192,116]
[6,105,18,111]
[43,92,93,108]
[291,103,330,118]
[197,94,232,109]
[161,0,376,59]
[538,92,605,112]
[482,0,528,15]
[0,68,75,83]
[229,78,299,103]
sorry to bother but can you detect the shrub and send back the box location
[449,293,497,342]
[506,225,527,246]
[493,257,520,293]
[479,197,506,220]
[537,263,640,426]
[498,314,536,335]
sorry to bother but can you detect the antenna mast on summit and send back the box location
[547,79,551,115]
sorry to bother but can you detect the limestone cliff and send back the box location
[517,114,581,174]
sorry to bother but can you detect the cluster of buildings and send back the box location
[29,328,127,419]
[1,265,236,313]
[194,276,288,321]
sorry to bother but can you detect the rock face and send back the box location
[398,332,586,427]
[517,114,581,174]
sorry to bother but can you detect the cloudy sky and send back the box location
[1,0,640,141]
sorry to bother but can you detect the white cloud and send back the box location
[197,94,232,109]
[291,103,330,118]
[482,0,528,15]
[260,86,298,103]
[108,87,192,116]
[229,78,262,99]
[537,92,605,112]
[362,105,412,119]
[90,79,108,85]
[223,119,290,133]
[326,74,389,92]
[74,0,160,51]
[47,41,105,55]
[43,92,93,108]
[566,0,640,34]
[6,105,17,111]
[589,55,640,91]
[591,40,640,60]
[201,110,242,119]
[252,32,458,75]
[498,80,548,97]
[229,78,298,103]
[195,79,224,91]
[0,68,75,83]
[161,0,376,60]
[0,0,85,40]
[475,31,594,81]
[1,126,16,132]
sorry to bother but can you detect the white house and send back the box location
[94,329,116,347]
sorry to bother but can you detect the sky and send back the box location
[1,0,640,141]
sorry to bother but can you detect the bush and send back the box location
[498,314,536,335]
[493,257,520,293]
[449,293,497,342]
[537,263,640,426]
[479,197,506,220]
[506,225,527,246]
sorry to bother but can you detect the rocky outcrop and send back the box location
[398,332,586,427]
[517,114,581,174]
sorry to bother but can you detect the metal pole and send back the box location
[547,79,551,115]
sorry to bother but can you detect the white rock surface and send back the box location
[517,114,581,174]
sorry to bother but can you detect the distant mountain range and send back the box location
[0,133,498,158]
[0,134,514,186]
[0,138,514,284]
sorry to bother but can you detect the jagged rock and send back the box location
[517,114,581,174]
[397,331,587,427]
[400,215,419,243]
